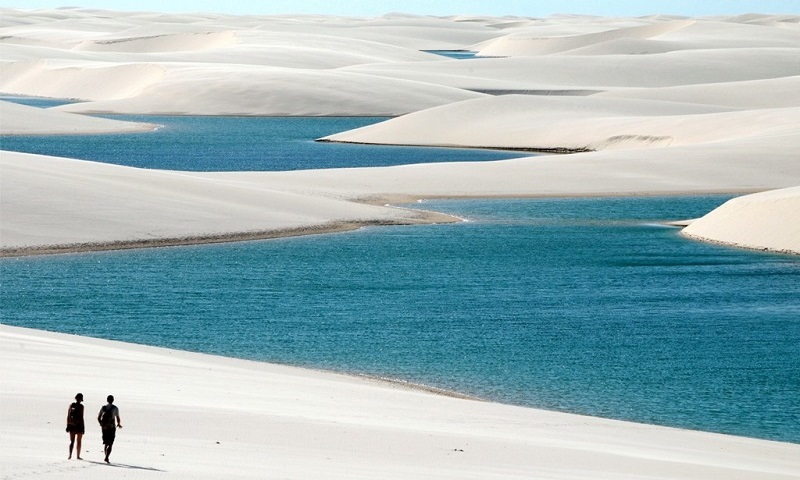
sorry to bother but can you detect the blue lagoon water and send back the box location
[422,50,479,59]
[0,114,528,171]
[1,103,798,443]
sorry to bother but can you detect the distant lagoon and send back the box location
[1,100,799,443]
[0,101,528,171]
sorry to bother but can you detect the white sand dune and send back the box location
[597,76,800,109]
[53,66,483,116]
[0,151,444,254]
[73,30,240,53]
[344,48,800,92]
[472,19,697,56]
[682,187,800,254]
[0,8,501,115]
[0,60,168,101]
[321,94,800,151]
[3,324,799,480]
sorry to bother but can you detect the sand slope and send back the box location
[3,325,799,480]
[321,94,799,151]
[682,187,800,254]
[0,151,445,254]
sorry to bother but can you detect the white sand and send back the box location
[0,150,447,254]
[1,9,800,478]
[682,186,800,254]
[3,324,799,480]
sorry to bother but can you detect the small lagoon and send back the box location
[0,112,527,172]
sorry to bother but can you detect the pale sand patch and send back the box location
[682,186,800,254]
[2,324,799,480]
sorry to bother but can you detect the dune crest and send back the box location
[321,95,799,152]
[473,19,695,56]
[0,60,167,101]
[73,30,240,53]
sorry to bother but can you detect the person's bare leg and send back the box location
[76,434,83,460]
[68,432,75,459]
[104,443,112,463]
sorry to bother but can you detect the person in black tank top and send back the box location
[66,393,84,460]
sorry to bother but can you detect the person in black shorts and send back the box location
[97,395,122,463]
[66,393,84,460]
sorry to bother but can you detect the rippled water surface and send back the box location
[0,104,527,171]
[3,197,799,442]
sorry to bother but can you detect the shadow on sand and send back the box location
[86,460,165,472]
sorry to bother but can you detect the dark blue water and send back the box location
[0,108,527,171]
[2,197,799,443]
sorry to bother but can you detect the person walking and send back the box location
[66,393,85,460]
[97,395,122,463]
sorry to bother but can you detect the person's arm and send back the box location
[115,409,122,428]
[97,408,103,424]
[66,405,72,424]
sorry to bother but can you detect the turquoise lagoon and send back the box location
[1,109,798,443]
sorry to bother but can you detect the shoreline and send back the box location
[315,137,594,154]
[681,230,800,256]
[2,322,794,445]
[0,190,752,259]
[0,210,460,258]
[2,323,799,480]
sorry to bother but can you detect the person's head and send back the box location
[75,393,83,402]
[107,395,114,404]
